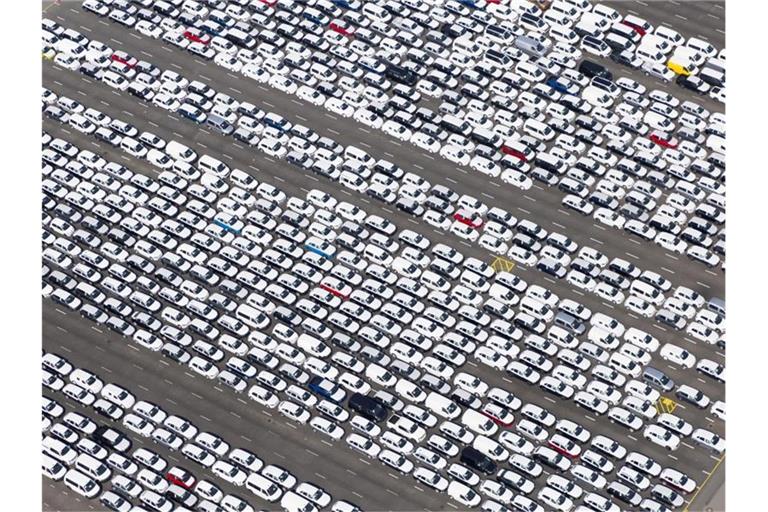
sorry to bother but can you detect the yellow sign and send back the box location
[491,257,515,273]
[656,397,677,415]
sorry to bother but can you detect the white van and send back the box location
[523,118,555,141]
[706,193,726,209]
[42,436,77,465]
[654,25,684,47]
[592,4,621,23]
[364,244,392,267]
[515,61,545,82]
[64,469,100,498]
[280,490,319,512]
[198,154,230,178]
[543,9,571,28]
[453,37,482,59]
[608,352,641,378]
[630,280,664,306]
[75,453,112,482]
[246,473,283,502]
[362,3,391,23]
[345,146,375,168]
[461,409,498,436]
[519,296,554,322]
[42,453,67,481]
[235,303,268,329]
[166,141,197,163]
[635,45,666,64]
[549,24,579,44]
[686,37,716,57]
[55,39,86,58]
[425,391,461,419]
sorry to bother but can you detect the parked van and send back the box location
[64,469,100,498]
[515,35,548,57]
[42,436,77,465]
[630,280,664,306]
[453,37,482,59]
[523,118,555,141]
[686,37,716,57]
[166,140,197,163]
[642,366,675,391]
[605,33,633,53]
[654,25,684,47]
[609,352,641,378]
[74,453,111,482]
[519,296,553,322]
[235,303,268,329]
[699,67,725,87]
[198,154,230,178]
[553,311,585,335]
[348,393,388,422]
[246,473,283,502]
[707,297,725,317]
[345,146,375,168]
[42,453,67,481]
[281,491,319,512]
[471,127,501,147]
[610,23,641,44]
[441,114,472,137]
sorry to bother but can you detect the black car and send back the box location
[460,447,496,475]
[396,197,425,216]
[537,259,567,279]
[451,388,481,410]
[578,60,612,80]
[233,127,258,146]
[348,393,388,422]
[92,425,132,453]
[676,74,709,94]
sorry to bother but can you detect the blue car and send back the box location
[309,377,346,403]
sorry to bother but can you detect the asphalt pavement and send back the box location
[46,4,725,298]
[602,0,725,50]
[42,61,727,397]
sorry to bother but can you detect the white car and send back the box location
[382,120,412,141]
[501,169,533,190]
[411,132,440,153]
[440,145,471,166]
[353,108,383,129]
[643,424,680,450]
[325,97,355,118]
[296,85,325,106]
[659,343,696,368]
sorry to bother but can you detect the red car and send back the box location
[110,51,137,68]
[648,132,678,149]
[319,277,351,299]
[257,0,277,5]
[183,28,211,45]
[547,434,581,459]
[500,145,529,162]
[329,20,353,37]
[481,403,514,427]
[621,19,650,36]
[453,209,483,229]
[165,467,196,490]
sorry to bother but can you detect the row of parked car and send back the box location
[40,114,723,511]
[60,0,727,273]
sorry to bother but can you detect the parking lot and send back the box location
[42,1,726,512]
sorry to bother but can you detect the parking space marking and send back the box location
[191,392,203,400]
[523,195,536,202]
[660,266,675,274]
[272,451,286,459]
[685,455,725,511]
[386,488,399,496]
[59,345,71,353]
[446,503,458,509]
[91,327,103,334]
[556,209,571,217]
[552,221,566,229]
[199,75,211,82]
[625,252,639,260]
[543,396,556,404]
[200,415,212,422]
[589,237,604,245]
[414,164,424,170]
[110,39,123,46]
[682,442,696,450]
[696,281,711,289]
[183,372,195,379]
[518,207,531,214]
[352,492,364,499]
[79,25,92,33]
[358,458,371,465]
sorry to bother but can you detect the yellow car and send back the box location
[42,47,56,60]
[667,60,692,77]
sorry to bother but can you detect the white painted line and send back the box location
[682,442,696,450]
[414,164,424,170]
[518,207,531,214]
[696,281,711,289]
[199,75,211,82]
[523,195,535,202]
[79,25,92,33]
[306,449,319,457]
[675,15,687,20]
[660,267,675,274]
[91,327,103,334]
[665,253,679,260]
[589,237,604,245]
[628,238,641,245]
[668,454,678,460]
[328,128,340,135]
[110,39,123,45]
[552,221,566,229]
[200,415,212,422]
[295,115,307,121]
[543,396,556,403]
[55,308,68,316]
[130,33,142,40]
[99,366,112,374]
[481,193,494,200]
